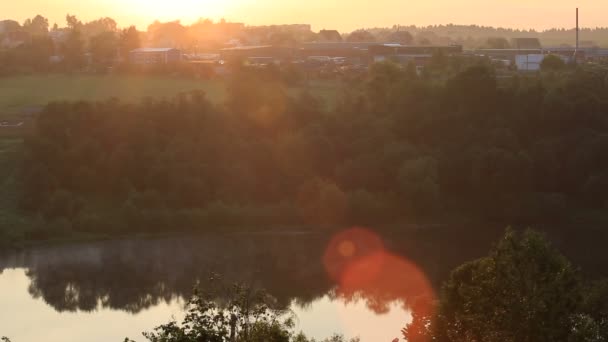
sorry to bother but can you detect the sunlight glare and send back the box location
[128,0,227,23]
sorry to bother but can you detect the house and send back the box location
[1,31,31,49]
[515,54,545,71]
[49,29,69,45]
[129,48,181,65]
[368,44,464,65]
[476,48,542,59]
[299,42,378,65]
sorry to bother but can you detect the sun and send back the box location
[128,0,228,23]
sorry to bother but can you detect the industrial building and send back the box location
[369,44,463,65]
[129,48,182,65]
[220,45,296,64]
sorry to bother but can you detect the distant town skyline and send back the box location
[2,0,605,32]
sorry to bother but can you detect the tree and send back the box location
[346,30,375,42]
[398,157,441,213]
[297,179,347,225]
[90,31,118,66]
[147,20,189,47]
[404,229,585,342]
[541,54,566,71]
[22,15,49,36]
[485,37,510,49]
[445,64,497,110]
[119,26,141,60]
[387,31,414,45]
[24,35,54,68]
[416,31,438,45]
[135,277,294,342]
[62,29,85,69]
[318,29,342,42]
[65,14,83,31]
[0,20,21,33]
[82,17,117,39]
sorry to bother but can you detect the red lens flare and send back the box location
[323,227,436,317]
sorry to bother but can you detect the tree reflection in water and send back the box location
[324,228,435,318]
[0,228,531,316]
[3,234,336,314]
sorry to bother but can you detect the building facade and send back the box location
[130,48,181,65]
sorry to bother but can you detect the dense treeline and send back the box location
[368,25,608,47]
[18,62,608,236]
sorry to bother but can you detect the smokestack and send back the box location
[576,8,579,54]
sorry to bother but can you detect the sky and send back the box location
[1,0,605,32]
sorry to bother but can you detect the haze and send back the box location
[3,0,605,31]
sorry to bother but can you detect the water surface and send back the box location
[1,226,605,341]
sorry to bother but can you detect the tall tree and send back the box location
[62,29,85,69]
[90,31,118,66]
[119,26,141,60]
[83,17,118,39]
[541,54,567,71]
[65,14,83,31]
[404,230,585,342]
[22,15,49,36]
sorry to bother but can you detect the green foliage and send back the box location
[61,29,85,69]
[346,30,375,42]
[0,35,54,74]
[9,63,608,240]
[120,26,141,60]
[404,229,608,342]
[137,278,293,342]
[398,157,441,213]
[347,189,394,224]
[297,179,348,225]
[541,54,567,72]
[22,15,49,36]
[90,31,118,66]
[484,37,510,49]
[132,277,360,342]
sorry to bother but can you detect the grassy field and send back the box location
[0,74,341,116]
[0,74,229,115]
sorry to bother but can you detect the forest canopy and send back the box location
[17,62,608,237]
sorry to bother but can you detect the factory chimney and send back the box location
[575,8,579,60]
[576,8,579,50]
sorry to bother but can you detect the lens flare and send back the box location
[323,228,436,317]
[338,240,356,258]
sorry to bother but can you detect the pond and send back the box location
[1,226,605,341]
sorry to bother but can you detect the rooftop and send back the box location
[131,48,178,53]
[220,45,273,51]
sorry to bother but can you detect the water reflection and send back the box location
[6,227,602,340]
[2,234,336,314]
[324,228,435,317]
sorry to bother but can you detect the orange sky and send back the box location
[2,0,604,32]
